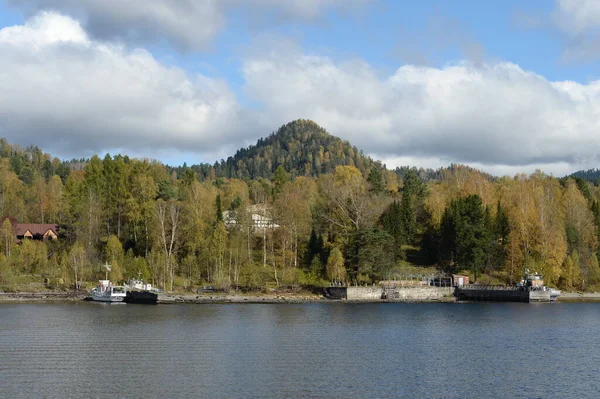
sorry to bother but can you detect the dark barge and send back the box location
[124,290,158,304]
[454,271,560,303]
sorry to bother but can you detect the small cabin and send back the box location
[452,274,469,287]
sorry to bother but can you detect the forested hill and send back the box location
[570,169,600,185]
[3,126,600,294]
[185,119,378,180]
[179,119,493,183]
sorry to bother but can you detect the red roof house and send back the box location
[15,224,59,240]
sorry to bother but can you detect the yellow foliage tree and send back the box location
[326,247,346,283]
[105,235,124,282]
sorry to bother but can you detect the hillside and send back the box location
[185,119,378,180]
[570,169,600,185]
[1,123,600,293]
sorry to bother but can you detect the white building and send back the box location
[222,204,279,232]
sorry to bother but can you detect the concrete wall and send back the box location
[390,286,453,300]
[347,286,382,300]
[342,286,453,301]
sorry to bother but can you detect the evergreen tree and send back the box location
[272,165,289,197]
[356,228,395,280]
[488,202,510,270]
[438,195,487,280]
[367,167,384,194]
[379,200,404,258]
[305,228,323,268]
[398,169,425,245]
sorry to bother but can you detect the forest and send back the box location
[0,119,599,292]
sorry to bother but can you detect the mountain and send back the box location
[185,119,378,180]
[0,119,494,187]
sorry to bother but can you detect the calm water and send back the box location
[1,302,599,399]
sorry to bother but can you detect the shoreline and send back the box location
[2,290,600,304]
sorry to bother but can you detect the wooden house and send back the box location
[15,223,59,240]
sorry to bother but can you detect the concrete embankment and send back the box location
[157,293,327,304]
[324,286,454,302]
[557,292,600,301]
[382,286,454,301]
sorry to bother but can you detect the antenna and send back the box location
[103,263,112,280]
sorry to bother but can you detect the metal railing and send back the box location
[458,285,524,291]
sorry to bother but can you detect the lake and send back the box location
[1,302,599,398]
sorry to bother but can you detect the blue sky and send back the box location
[1,0,599,176]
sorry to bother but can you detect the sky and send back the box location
[1,0,600,177]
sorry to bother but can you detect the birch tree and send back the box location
[155,199,181,291]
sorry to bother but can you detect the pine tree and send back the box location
[272,165,289,197]
[367,167,384,194]
[380,201,403,258]
[305,228,323,268]
[438,195,487,279]
[398,169,425,245]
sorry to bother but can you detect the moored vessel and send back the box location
[455,270,560,303]
[122,278,159,304]
[90,280,126,302]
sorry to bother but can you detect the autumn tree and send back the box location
[155,199,181,291]
[69,242,91,290]
[105,235,124,282]
[326,247,346,283]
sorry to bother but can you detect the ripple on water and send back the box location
[1,302,600,399]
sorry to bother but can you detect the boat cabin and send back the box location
[126,279,152,291]
[523,270,544,288]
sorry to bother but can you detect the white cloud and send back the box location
[378,155,576,178]
[551,0,600,62]
[0,12,250,160]
[554,0,600,35]
[245,0,369,19]
[3,11,600,177]
[8,0,371,51]
[242,44,600,175]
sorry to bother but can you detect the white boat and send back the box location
[91,280,126,302]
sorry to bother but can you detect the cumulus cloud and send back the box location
[242,44,600,175]
[554,0,600,35]
[551,0,600,62]
[8,0,372,51]
[0,12,251,160]
[3,11,600,176]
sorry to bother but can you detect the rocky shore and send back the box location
[2,290,600,303]
[0,291,86,302]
